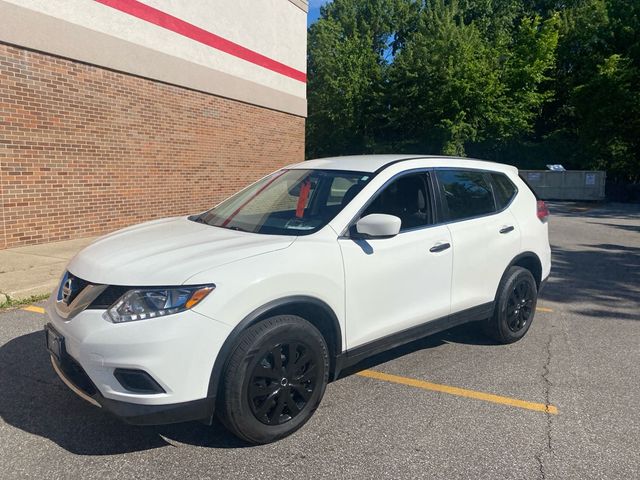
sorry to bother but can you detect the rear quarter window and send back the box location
[490,173,518,209]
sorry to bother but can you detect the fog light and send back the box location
[114,368,166,394]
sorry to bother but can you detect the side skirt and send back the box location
[333,302,494,379]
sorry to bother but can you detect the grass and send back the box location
[0,293,50,310]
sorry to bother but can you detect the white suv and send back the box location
[45,155,551,443]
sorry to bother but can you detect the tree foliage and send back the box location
[306,0,640,183]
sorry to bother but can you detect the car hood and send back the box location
[67,217,296,285]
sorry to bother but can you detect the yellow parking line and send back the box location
[536,307,554,313]
[357,369,558,415]
[22,305,45,314]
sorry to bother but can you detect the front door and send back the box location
[338,171,452,350]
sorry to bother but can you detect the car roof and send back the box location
[287,155,518,174]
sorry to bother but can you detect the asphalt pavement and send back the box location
[0,202,638,479]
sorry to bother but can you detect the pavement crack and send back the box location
[535,453,546,480]
[542,333,553,450]
[536,332,554,479]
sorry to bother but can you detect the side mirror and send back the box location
[354,214,401,238]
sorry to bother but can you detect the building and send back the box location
[0,0,308,249]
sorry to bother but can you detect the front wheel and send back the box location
[218,315,329,444]
[484,266,538,344]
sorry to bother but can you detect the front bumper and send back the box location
[45,296,232,425]
[48,350,213,425]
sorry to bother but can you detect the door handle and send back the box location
[429,242,451,253]
[499,225,515,234]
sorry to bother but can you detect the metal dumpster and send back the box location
[519,170,606,201]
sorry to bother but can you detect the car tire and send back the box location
[218,315,330,444]
[484,266,538,344]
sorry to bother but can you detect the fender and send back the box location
[206,295,343,403]
[498,251,544,295]
[508,251,546,290]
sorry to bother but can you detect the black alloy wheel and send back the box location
[484,266,538,344]
[248,342,319,425]
[506,280,535,332]
[218,315,329,444]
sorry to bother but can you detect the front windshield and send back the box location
[195,169,371,235]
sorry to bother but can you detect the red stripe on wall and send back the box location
[94,0,307,83]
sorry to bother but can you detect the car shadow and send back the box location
[0,331,250,455]
[338,321,497,379]
[2,322,495,455]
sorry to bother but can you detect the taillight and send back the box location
[537,200,549,222]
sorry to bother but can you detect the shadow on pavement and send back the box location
[587,221,640,234]
[548,202,640,220]
[542,242,640,320]
[339,321,497,379]
[2,325,495,455]
[0,331,248,455]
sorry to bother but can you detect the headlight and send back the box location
[103,285,215,323]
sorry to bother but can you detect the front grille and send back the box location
[62,272,90,305]
[60,272,129,310]
[88,285,130,309]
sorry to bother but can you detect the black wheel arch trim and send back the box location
[507,251,544,285]
[207,295,343,400]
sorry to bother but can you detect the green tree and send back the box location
[387,0,503,154]
[573,55,640,181]
[306,0,640,185]
[385,0,558,155]
[536,0,640,181]
[306,0,416,158]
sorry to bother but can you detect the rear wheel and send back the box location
[484,266,538,344]
[218,315,329,444]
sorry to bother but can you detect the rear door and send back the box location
[435,169,521,314]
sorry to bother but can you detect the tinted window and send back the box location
[490,173,517,209]
[437,170,496,221]
[362,172,432,231]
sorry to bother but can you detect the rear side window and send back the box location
[490,173,517,209]
[436,170,496,221]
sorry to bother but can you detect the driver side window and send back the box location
[362,172,433,231]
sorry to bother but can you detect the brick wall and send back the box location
[0,43,305,249]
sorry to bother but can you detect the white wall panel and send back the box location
[0,0,308,116]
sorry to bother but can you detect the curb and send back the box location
[5,282,57,301]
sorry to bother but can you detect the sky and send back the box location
[308,0,330,26]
